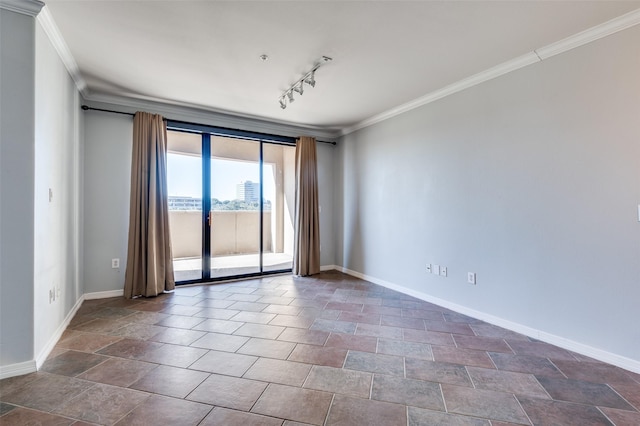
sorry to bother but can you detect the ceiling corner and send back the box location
[0,0,44,16]
[37,6,88,96]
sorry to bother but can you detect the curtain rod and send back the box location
[81,105,337,145]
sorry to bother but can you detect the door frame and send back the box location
[167,121,296,285]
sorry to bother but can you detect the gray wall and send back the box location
[0,8,36,368]
[336,26,640,363]
[34,21,84,359]
[317,142,335,267]
[83,113,132,294]
[83,113,336,293]
[0,8,85,373]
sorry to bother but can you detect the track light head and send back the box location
[287,91,295,103]
[293,82,304,95]
[304,71,316,88]
[279,97,287,109]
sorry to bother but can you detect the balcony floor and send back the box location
[173,252,293,281]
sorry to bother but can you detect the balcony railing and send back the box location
[169,210,292,280]
[169,210,273,258]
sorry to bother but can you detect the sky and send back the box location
[167,153,275,202]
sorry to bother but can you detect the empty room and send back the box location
[1,0,639,425]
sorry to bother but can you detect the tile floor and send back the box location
[1,271,639,425]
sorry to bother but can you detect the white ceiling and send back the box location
[44,1,640,133]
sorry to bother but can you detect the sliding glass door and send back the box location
[262,143,296,272]
[167,128,295,283]
[210,136,261,278]
[166,131,203,282]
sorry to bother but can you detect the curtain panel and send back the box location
[124,112,175,298]
[293,136,321,276]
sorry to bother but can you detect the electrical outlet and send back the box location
[112,258,120,269]
[441,266,447,277]
[468,272,476,285]
[426,264,432,273]
[433,264,440,276]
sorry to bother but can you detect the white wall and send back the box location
[33,21,84,361]
[83,109,336,292]
[336,26,640,367]
[0,8,36,370]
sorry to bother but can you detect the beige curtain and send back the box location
[124,112,175,298]
[293,136,320,276]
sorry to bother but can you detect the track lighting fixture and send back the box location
[278,56,332,110]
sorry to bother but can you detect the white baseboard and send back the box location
[0,360,37,380]
[336,266,640,374]
[320,264,339,272]
[1,288,125,379]
[84,289,124,300]
[34,295,86,369]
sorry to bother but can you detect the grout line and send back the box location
[606,383,638,411]
[403,356,407,379]
[110,392,156,426]
[300,363,313,389]
[439,383,448,413]
[547,358,569,379]
[487,351,498,370]
[248,382,271,414]
[369,373,375,399]
[597,406,616,425]
[322,393,336,426]
[465,365,477,389]
[513,394,534,426]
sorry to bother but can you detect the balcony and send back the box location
[169,210,293,281]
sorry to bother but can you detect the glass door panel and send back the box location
[262,143,295,272]
[210,136,261,278]
[166,130,203,282]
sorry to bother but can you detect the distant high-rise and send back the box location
[236,181,260,203]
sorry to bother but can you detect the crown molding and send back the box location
[536,7,640,60]
[37,6,88,96]
[20,1,639,139]
[341,7,640,137]
[341,52,540,136]
[0,0,43,16]
[84,93,341,141]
